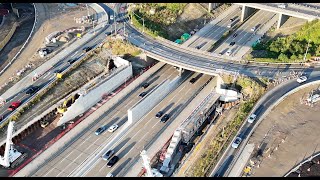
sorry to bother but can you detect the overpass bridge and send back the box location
[235,3,320,29]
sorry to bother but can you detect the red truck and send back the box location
[8,101,21,111]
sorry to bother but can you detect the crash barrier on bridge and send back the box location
[0,3,107,101]
[232,79,320,177]
[0,3,37,76]
[58,64,133,126]
[128,79,170,124]
[14,62,165,177]
[228,143,255,177]
[0,22,18,51]
[182,4,240,48]
[284,151,320,177]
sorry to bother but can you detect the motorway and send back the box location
[210,72,320,177]
[29,64,185,176]
[0,5,111,132]
[186,6,241,51]
[213,10,275,58]
[81,72,212,177]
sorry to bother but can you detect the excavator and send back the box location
[56,93,80,116]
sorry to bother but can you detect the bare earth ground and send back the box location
[0,13,17,42]
[248,84,320,177]
[0,3,95,95]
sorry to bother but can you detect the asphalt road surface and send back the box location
[30,65,180,176]
[211,72,320,177]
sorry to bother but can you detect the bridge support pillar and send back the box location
[240,5,255,22]
[178,67,184,76]
[277,13,290,29]
[208,3,220,12]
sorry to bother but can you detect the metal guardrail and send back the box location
[0,3,38,76]
[284,151,320,177]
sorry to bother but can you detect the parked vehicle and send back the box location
[25,86,40,95]
[107,156,119,167]
[251,26,256,32]
[155,111,164,118]
[40,120,49,128]
[102,150,115,161]
[83,46,92,52]
[189,78,197,84]
[67,58,77,64]
[247,114,257,123]
[226,49,232,56]
[161,114,170,123]
[233,33,237,38]
[297,76,307,83]
[8,101,21,111]
[108,124,118,133]
[229,42,235,46]
[232,137,242,149]
[106,173,114,177]
[95,126,107,135]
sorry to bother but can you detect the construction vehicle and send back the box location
[56,93,80,115]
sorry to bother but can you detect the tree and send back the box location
[278,53,288,62]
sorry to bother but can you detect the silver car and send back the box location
[232,137,242,149]
[102,149,115,161]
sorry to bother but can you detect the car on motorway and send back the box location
[247,114,257,124]
[139,92,147,98]
[8,101,21,111]
[233,33,237,38]
[251,26,256,31]
[106,173,114,177]
[155,111,164,118]
[226,49,232,56]
[229,42,235,46]
[108,124,118,133]
[83,46,92,53]
[232,137,242,149]
[67,58,77,65]
[141,82,150,89]
[25,86,40,95]
[95,126,107,135]
[107,156,119,168]
[53,69,62,74]
[160,114,170,123]
[105,32,112,36]
[102,149,115,161]
[297,76,308,83]
[189,78,197,84]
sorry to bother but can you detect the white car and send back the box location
[247,114,257,124]
[232,137,242,149]
[251,26,256,31]
[226,49,232,56]
[108,124,118,133]
[110,15,114,20]
[297,76,307,83]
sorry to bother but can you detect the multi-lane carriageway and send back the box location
[29,64,213,177]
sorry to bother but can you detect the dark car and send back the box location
[141,82,149,89]
[67,58,77,64]
[161,114,170,123]
[83,46,92,52]
[195,46,201,49]
[233,33,237,38]
[139,92,147,98]
[95,126,107,135]
[107,156,119,168]
[189,78,196,84]
[230,18,235,22]
[229,41,235,46]
[25,86,40,95]
[53,69,62,74]
[105,32,112,36]
[155,111,164,118]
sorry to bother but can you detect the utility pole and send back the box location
[303,39,311,62]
